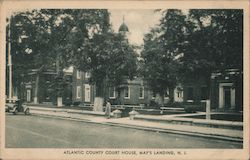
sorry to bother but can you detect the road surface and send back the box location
[5,114,242,148]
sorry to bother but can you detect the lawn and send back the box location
[180,113,243,122]
[135,109,185,115]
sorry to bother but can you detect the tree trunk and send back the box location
[93,81,105,111]
[116,89,122,105]
[16,76,22,101]
[34,74,39,104]
[34,65,45,104]
[93,97,104,112]
[57,97,63,107]
[56,54,63,107]
[155,93,164,107]
[169,87,174,103]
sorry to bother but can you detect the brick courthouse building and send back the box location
[71,68,242,111]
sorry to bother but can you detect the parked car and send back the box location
[5,100,30,115]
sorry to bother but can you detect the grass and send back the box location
[180,114,243,122]
[135,109,185,115]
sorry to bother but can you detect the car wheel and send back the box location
[24,108,30,115]
[13,109,18,115]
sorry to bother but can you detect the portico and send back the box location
[218,83,235,109]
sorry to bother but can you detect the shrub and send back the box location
[64,101,72,106]
[147,100,160,109]
[63,98,72,106]
[165,102,184,108]
[73,101,80,106]
[197,105,206,112]
[184,105,200,113]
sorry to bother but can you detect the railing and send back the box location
[84,103,94,107]
[111,105,144,110]
[83,104,144,110]
[160,107,184,111]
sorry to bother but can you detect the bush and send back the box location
[63,98,72,106]
[73,101,80,106]
[121,108,133,117]
[184,105,200,113]
[64,101,72,106]
[136,109,162,115]
[146,100,160,109]
[165,102,184,108]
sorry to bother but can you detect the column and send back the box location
[218,84,224,109]
[230,88,235,109]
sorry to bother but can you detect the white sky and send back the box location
[109,9,162,46]
[6,9,163,46]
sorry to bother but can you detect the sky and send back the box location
[6,9,163,46]
[109,9,162,46]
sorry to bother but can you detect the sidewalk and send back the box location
[27,105,243,142]
[27,104,243,130]
[134,114,243,130]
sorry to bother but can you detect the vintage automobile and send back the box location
[5,99,30,115]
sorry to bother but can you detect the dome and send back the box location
[119,23,129,32]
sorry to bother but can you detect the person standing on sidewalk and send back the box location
[105,99,111,119]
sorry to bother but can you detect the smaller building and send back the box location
[22,68,73,105]
[22,69,56,104]
[181,69,243,112]
[210,69,243,111]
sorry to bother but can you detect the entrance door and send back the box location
[27,90,31,102]
[84,84,91,102]
[219,83,235,109]
[224,86,231,108]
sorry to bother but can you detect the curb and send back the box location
[105,122,243,143]
[133,115,243,130]
[29,106,243,130]
[29,106,105,116]
[30,112,243,143]
[134,117,243,130]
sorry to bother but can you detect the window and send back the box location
[164,89,169,99]
[85,72,90,78]
[77,70,81,79]
[139,86,144,99]
[84,84,91,102]
[76,86,81,98]
[109,87,116,99]
[177,91,182,98]
[201,87,208,100]
[187,87,194,101]
[124,86,130,99]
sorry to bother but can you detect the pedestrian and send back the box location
[105,99,111,119]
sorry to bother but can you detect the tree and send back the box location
[141,9,186,106]
[142,9,243,105]
[72,30,138,111]
[141,9,242,105]
[179,9,243,96]
[7,9,111,105]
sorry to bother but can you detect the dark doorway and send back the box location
[224,86,231,108]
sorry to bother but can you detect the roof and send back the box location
[119,23,129,32]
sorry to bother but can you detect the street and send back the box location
[5,114,242,148]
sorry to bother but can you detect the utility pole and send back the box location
[8,16,13,103]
